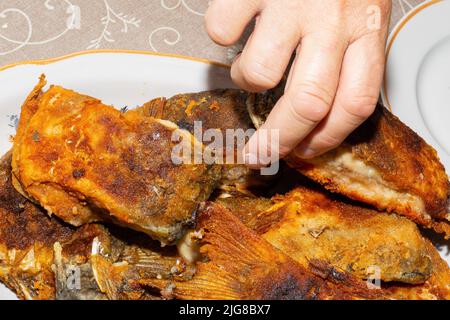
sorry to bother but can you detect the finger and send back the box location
[205,0,260,46]
[244,32,346,165]
[230,5,301,92]
[294,34,386,159]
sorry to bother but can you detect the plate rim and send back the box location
[381,0,443,108]
[0,49,231,73]
[381,0,450,170]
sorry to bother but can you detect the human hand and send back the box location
[205,0,391,165]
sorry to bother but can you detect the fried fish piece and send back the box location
[249,95,450,237]
[12,76,221,244]
[218,191,450,299]
[107,202,386,300]
[0,150,155,300]
[0,152,74,299]
[140,88,449,235]
[0,150,109,300]
[219,187,433,284]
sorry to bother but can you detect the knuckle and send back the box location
[316,132,342,150]
[284,99,325,128]
[305,32,343,51]
[288,81,334,122]
[341,93,378,121]
[241,60,282,89]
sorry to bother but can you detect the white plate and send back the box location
[382,0,450,172]
[0,49,448,299]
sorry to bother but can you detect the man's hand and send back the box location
[205,0,391,165]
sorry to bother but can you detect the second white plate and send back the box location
[382,0,450,172]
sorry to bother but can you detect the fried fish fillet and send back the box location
[12,76,221,244]
[137,89,254,134]
[140,87,449,235]
[219,187,433,284]
[92,203,384,300]
[249,94,450,236]
[217,190,450,299]
[3,142,443,300]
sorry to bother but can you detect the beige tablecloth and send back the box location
[0,0,425,68]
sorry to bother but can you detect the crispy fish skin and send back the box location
[215,191,274,225]
[248,94,450,236]
[137,202,386,300]
[349,107,448,219]
[218,191,450,299]
[12,77,221,244]
[0,152,74,299]
[290,107,449,229]
[91,200,384,300]
[136,89,254,133]
[238,187,433,284]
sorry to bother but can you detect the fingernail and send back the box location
[294,146,317,159]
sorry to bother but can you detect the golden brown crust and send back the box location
[246,187,433,284]
[215,193,274,225]
[217,187,450,299]
[248,88,449,232]
[136,89,254,133]
[349,107,448,218]
[12,77,221,243]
